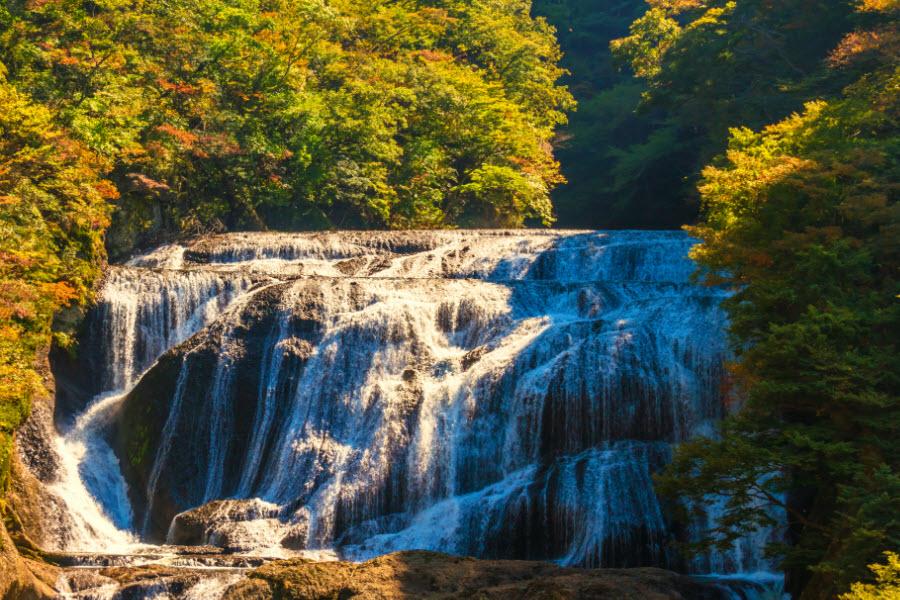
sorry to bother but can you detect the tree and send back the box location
[0,72,111,490]
[653,4,900,597]
[840,552,900,600]
[1,0,574,249]
[606,0,860,229]
[531,0,696,228]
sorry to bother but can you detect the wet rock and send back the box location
[101,564,198,584]
[113,278,333,541]
[54,553,163,568]
[461,345,487,371]
[56,557,250,598]
[152,544,224,556]
[54,545,226,568]
[115,346,197,540]
[334,257,366,275]
[58,569,119,595]
[279,523,310,551]
[279,337,314,360]
[99,565,204,599]
[169,499,304,553]
[14,393,60,483]
[10,436,70,551]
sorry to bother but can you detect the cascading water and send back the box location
[46,267,254,553]
[43,267,257,599]
[44,230,784,598]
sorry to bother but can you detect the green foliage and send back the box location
[840,552,900,600]
[534,0,865,229]
[0,73,112,491]
[2,0,572,245]
[533,0,694,228]
[654,6,900,597]
[591,0,866,229]
[609,7,680,79]
[455,164,553,226]
[616,0,858,134]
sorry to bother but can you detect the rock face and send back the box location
[0,523,57,600]
[224,551,729,600]
[53,549,251,600]
[0,358,68,599]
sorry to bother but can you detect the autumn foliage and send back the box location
[0,73,111,489]
[1,0,573,245]
[0,0,573,494]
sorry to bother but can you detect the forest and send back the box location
[0,0,897,599]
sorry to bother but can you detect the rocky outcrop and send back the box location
[0,514,58,600]
[58,562,243,599]
[115,345,200,538]
[6,452,62,555]
[115,280,325,540]
[169,499,308,552]
[52,546,259,598]
[1,359,67,599]
[223,551,729,600]
[8,380,78,553]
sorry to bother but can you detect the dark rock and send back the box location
[100,565,204,600]
[334,257,366,276]
[461,346,487,371]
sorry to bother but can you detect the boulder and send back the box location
[168,499,307,553]
[0,522,58,600]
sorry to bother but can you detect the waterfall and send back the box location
[93,267,253,391]
[45,267,253,552]
[47,230,781,588]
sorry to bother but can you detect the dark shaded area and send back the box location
[532,0,696,229]
[532,0,858,230]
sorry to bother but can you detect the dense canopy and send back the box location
[610,1,899,598]
[2,0,573,244]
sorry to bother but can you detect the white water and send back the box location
[46,391,137,552]
[44,269,253,553]
[181,574,243,600]
[43,230,782,597]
